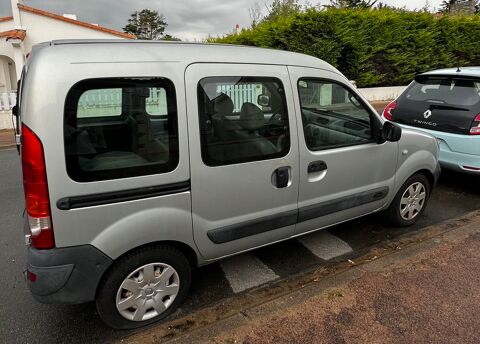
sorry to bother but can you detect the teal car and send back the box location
[383,67,480,175]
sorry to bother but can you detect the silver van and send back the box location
[18,40,440,329]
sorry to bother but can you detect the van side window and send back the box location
[197,77,290,166]
[298,79,373,151]
[64,78,179,182]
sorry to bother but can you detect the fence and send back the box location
[357,86,407,102]
[77,88,168,118]
[217,84,263,112]
[0,92,16,111]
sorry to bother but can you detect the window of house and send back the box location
[298,79,373,151]
[64,78,178,182]
[197,77,290,166]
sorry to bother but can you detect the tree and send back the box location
[328,0,378,8]
[439,0,479,14]
[265,0,302,21]
[421,0,432,12]
[123,9,168,40]
[439,0,456,13]
[163,34,181,41]
[376,2,397,9]
[249,1,263,27]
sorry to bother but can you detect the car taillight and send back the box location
[382,101,396,121]
[21,124,55,249]
[470,114,480,135]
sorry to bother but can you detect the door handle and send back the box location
[273,166,290,188]
[308,160,327,173]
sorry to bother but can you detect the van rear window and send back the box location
[64,78,179,182]
[405,77,480,107]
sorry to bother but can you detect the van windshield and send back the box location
[405,77,480,107]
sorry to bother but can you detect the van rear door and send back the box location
[393,75,480,135]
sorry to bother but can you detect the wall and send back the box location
[0,112,14,129]
[0,19,13,32]
[357,86,407,102]
[19,11,128,54]
[0,56,17,91]
[0,85,407,130]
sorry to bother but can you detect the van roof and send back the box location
[30,39,340,73]
[420,67,480,78]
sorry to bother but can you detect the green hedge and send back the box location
[211,9,480,87]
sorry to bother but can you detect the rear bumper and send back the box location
[397,124,480,175]
[26,245,112,304]
[438,149,480,174]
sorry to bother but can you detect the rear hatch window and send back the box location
[393,76,480,135]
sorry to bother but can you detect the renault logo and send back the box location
[423,109,432,119]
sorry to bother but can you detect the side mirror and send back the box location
[382,121,402,142]
[257,94,271,107]
[12,105,18,117]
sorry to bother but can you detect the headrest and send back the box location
[212,93,234,117]
[239,102,265,131]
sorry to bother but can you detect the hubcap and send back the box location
[400,182,426,221]
[116,263,180,322]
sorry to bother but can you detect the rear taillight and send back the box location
[470,114,480,135]
[21,124,55,249]
[383,101,396,121]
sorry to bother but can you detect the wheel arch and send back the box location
[416,168,435,192]
[94,240,198,300]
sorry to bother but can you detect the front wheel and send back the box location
[96,245,191,329]
[386,174,430,227]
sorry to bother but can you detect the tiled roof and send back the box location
[17,4,136,39]
[0,16,13,23]
[0,29,27,41]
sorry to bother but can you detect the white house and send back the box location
[0,0,135,128]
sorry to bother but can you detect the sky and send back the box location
[0,0,445,41]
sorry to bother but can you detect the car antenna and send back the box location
[456,67,461,73]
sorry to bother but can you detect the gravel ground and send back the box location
[205,221,480,344]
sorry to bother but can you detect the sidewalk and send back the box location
[0,129,15,149]
[124,210,480,344]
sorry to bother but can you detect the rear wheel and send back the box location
[386,174,430,227]
[96,245,191,329]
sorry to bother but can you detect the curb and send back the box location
[0,144,16,151]
[123,210,480,344]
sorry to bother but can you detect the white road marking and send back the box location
[297,230,353,260]
[220,253,279,293]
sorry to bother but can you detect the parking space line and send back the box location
[220,253,279,293]
[297,230,353,260]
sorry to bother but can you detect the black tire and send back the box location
[386,173,430,227]
[95,245,191,330]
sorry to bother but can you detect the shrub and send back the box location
[210,8,480,87]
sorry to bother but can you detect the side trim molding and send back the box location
[207,210,298,244]
[207,187,389,244]
[298,186,389,223]
[57,181,191,210]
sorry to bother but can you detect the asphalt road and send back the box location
[1,148,479,344]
